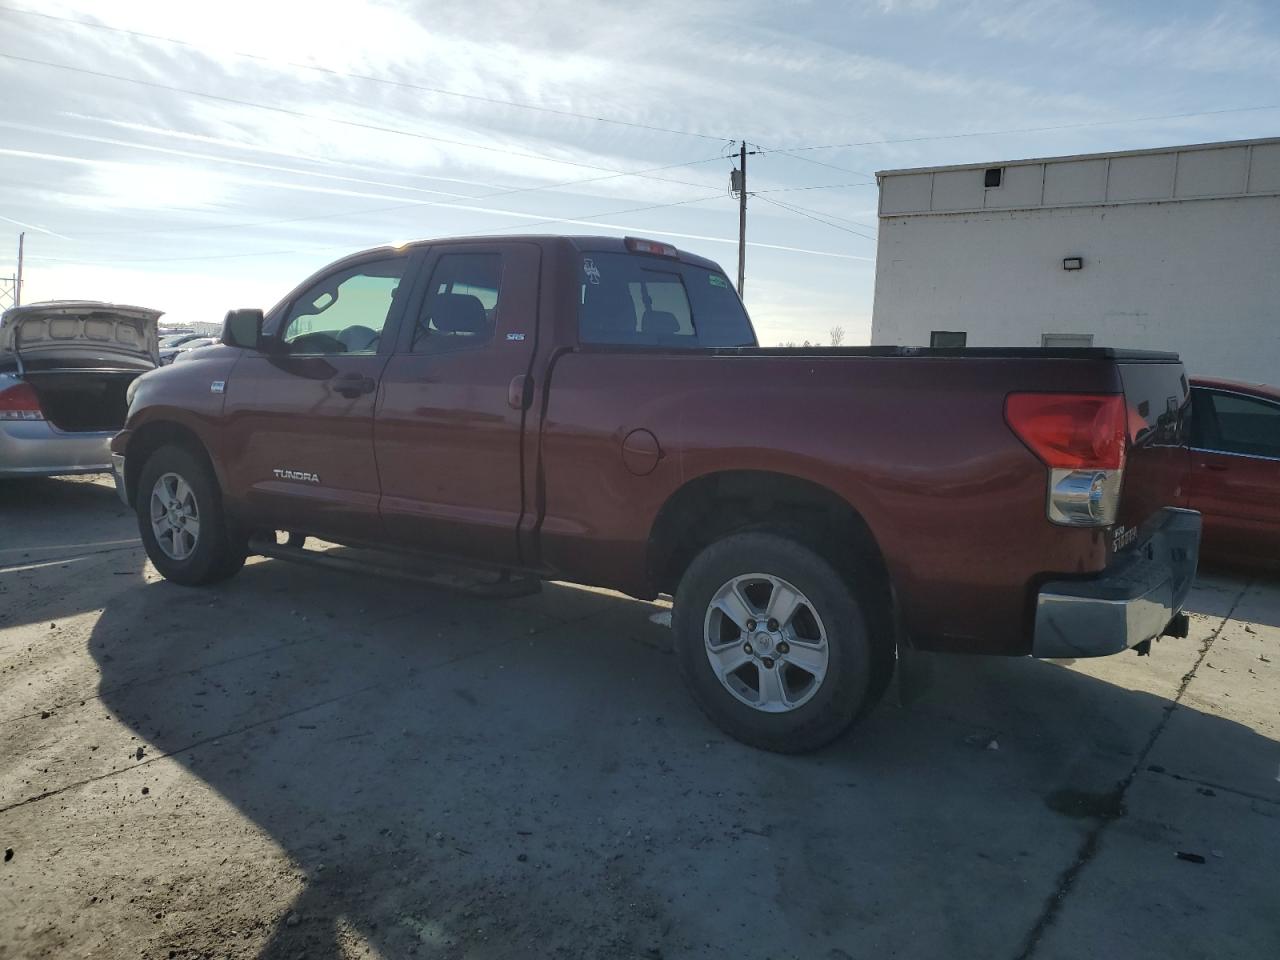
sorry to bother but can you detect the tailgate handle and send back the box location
[330,372,376,398]
[508,374,533,410]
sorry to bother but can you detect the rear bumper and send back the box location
[1033,508,1201,659]
[0,419,114,478]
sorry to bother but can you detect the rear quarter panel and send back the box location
[539,352,1126,654]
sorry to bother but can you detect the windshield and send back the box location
[578,253,756,348]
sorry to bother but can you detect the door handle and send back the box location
[1201,461,1229,472]
[330,372,376,398]
[508,374,533,410]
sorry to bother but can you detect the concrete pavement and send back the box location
[1,476,1277,959]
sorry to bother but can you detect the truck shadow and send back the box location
[84,560,1280,959]
[0,476,145,631]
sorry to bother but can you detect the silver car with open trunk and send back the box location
[0,301,161,478]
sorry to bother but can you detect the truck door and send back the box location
[221,250,419,541]
[374,242,541,566]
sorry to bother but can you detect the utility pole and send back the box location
[736,142,747,296]
[16,232,24,306]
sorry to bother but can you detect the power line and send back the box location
[26,194,871,266]
[0,115,727,238]
[29,150,727,240]
[487,194,724,232]
[0,4,732,143]
[63,112,523,192]
[755,194,877,241]
[758,149,876,179]
[0,52,721,192]
[763,197,877,231]
[23,194,726,262]
[754,183,877,193]
[778,103,1280,154]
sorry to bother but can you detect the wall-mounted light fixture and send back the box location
[1063,256,1084,271]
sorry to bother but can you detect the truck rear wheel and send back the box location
[136,445,246,586]
[673,532,874,753]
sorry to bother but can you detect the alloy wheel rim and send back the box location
[703,573,830,713]
[149,472,200,561]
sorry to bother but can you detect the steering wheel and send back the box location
[287,331,347,354]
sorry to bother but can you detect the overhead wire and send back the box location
[774,103,1280,154]
[0,52,722,192]
[754,194,877,242]
[0,3,734,143]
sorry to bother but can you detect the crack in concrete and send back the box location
[1012,578,1252,960]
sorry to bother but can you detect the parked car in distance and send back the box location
[159,336,218,365]
[1,301,161,478]
[1187,377,1280,569]
[158,332,201,349]
[112,235,1199,752]
[167,338,218,364]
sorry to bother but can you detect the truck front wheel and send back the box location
[673,532,874,753]
[136,445,246,586]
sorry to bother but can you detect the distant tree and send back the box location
[829,325,845,347]
[780,340,798,348]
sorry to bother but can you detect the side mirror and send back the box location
[221,308,265,350]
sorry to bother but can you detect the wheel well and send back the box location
[123,421,215,506]
[650,471,900,710]
[649,471,890,597]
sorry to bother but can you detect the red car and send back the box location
[1188,378,1280,569]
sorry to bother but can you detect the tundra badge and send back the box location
[273,469,320,484]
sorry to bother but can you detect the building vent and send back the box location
[984,168,1003,188]
[930,330,967,348]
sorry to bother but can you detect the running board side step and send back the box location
[248,535,542,599]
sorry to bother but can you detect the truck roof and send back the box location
[346,235,725,273]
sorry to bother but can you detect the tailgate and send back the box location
[1115,358,1191,552]
[0,302,162,368]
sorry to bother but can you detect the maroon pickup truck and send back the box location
[112,235,1200,752]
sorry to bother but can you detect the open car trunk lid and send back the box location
[1,301,162,434]
[0,301,162,368]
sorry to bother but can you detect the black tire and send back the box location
[673,532,878,753]
[136,445,246,586]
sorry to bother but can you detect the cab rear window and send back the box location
[578,253,755,348]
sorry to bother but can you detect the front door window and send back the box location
[280,258,407,355]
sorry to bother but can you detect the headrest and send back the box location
[430,293,487,335]
[583,283,637,333]
[641,310,680,336]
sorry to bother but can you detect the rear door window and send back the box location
[411,253,503,354]
[578,253,754,348]
[1199,391,1280,458]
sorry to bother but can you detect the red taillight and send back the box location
[1004,393,1127,470]
[624,236,678,258]
[0,381,44,420]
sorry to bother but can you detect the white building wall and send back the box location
[871,139,1280,382]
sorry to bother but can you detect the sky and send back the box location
[1,0,1278,344]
